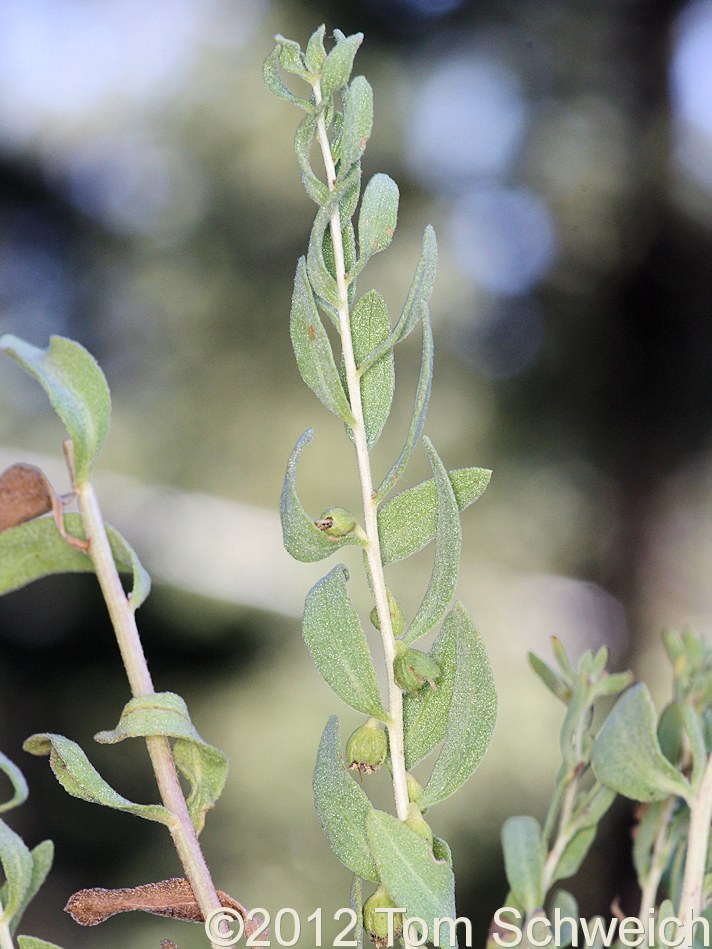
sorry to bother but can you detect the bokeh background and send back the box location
[1,0,712,945]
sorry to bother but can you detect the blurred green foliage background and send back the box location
[2,0,712,945]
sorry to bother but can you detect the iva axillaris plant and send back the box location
[266,27,496,947]
[0,335,257,948]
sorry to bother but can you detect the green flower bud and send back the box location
[393,643,440,694]
[346,719,387,775]
[314,507,357,537]
[405,801,433,846]
[370,589,404,638]
[363,885,403,948]
[406,772,424,805]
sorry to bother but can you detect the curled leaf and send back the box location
[0,751,28,814]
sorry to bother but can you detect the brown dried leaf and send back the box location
[0,463,54,531]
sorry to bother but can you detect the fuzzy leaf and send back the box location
[0,335,110,485]
[421,603,497,807]
[320,33,363,99]
[94,692,227,835]
[17,938,64,949]
[346,291,394,449]
[295,115,329,205]
[528,653,572,704]
[0,514,151,608]
[403,438,461,644]
[366,809,456,947]
[275,35,308,80]
[0,752,28,814]
[263,46,313,112]
[281,429,364,563]
[379,465,490,565]
[592,684,692,803]
[303,566,386,719]
[501,816,545,912]
[432,836,453,868]
[313,716,378,882]
[304,25,326,75]
[23,734,173,826]
[403,613,458,770]
[549,890,578,948]
[358,174,398,263]
[377,313,434,503]
[9,840,54,936]
[290,257,354,424]
[0,819,33,926]
[341,76,373,172]
[552,784,615,884]
[307,206,340,311]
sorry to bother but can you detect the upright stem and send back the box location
[312,82,410,827]
[0,899,14,949]
[679,754,712,944]
[75,480,222,946]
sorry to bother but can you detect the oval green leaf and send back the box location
[303,566,386,719]
[9,840,54,937]
[358,174,398,262]
[501,816,545,913]
[347,290,394,449]
[341,76,373,172]
[320,33,363,99]
[313,716,378,882]
[0,335,110,485]
[0,818,33,926]
[17,939,64,949]
[305,25,326,75]
[307,206,339,312]
[0,752,28,814]
[263,45,313,113]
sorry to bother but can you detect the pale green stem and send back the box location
[74,479,222,946]
[638,796,675,925]
[679,753,712,943]
[311,82,410,829]
[0,899,14,949]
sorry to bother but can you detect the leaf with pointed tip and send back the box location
[23,734,173,826]
[303,566,386,719]
[290,257,354,424]
[313,716,378,882]
[0,335,110,484]
[307,206,340,312]
[421,603,497,807]
[592,684,692,803]
[358,174,398,263]
[341,76,373,172]
[379,465,490,565]
[320,33,363,99]
[502,816,545,913]
[528,653,571,704]
[304,25,326,75]
[263,46,313,112]
[0,514,150,608]
[366,810,455,947]
[0,818,33,926]
[0,752,28,814]
[403,438,461,644]
[281,430,365,563]
[17,938,64,949]
[94,692,227,835]
[295,115,329,205]
[8,840,54,936]
[342,291,394,449]
[274,35,309,80]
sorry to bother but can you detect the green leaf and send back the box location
[313,716,378,882]
[0,335,110,485]
[17,939,64,949]
[592,684,692,803]
[320,33,363,99]
[403,438,461,645]
[275,35,309,80]
[358,174,398,262]
[432,836,453,868]
[376,313,434,504]
[549,890,578,948]
[307,205,340,313]
[340,76,373,172]
[421,603,497,808]
[346,291,394,449]
[281,430,365,563]
[501,816,545,913]
[295,115,329,205]
[528,653,572,704]
[379,466,490,566]
[263,45,313,112]
[0,752,28,813]
[22,734,173,826]
[93,692,227,835]
[552,827,596,885]
[403,613,457,770]
[366,809,456,948]
[552,784,614,884]
[9,840,54,936]
[303,566,386,719]
[0,515,151,608]
[290,257,355,424]
[0,818,33,926]
[304,25,327,75]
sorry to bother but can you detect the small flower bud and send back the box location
[406,772,424,805]
[314,507,357,537]
[363,885,403,948]
[393,643,440,694]
[346,719,387,775]
[405,802,433,846]
[370,589,404,638]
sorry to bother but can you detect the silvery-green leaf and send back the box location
[358,174,398,263]
[403,438,461,645]
[379,465,490,566]
[17,939,64,949]
[345,291,394,449]
[290,257,354,424]
[366,809,456,948]
[303,566,386,719]
[23,734,172,826]
[320,33,363,99]
[552,827,596,885]
[632,800,668,884]
[501,816,545,912]
[263,46,313,112]
[307,206,339,312]
[9,840,53,936]
[94,691,227,835]
[0,515,150,608]
[528,653,572,704]
[295,115,329,205]
[421,603,497,807]
[403,611,457,770]
[313,716,378,882]
[0,818,32,926]
[338,163,362,223]
[432,836,453,868]
[549,890,578,948]
[341,76,373,172]
[0,335,110,485]
[592,684,691,803]
[0,752,28,813]
[275,35,309,80]
[377,313,433,503]
[305,25,326,75]
[281,429,364,563]
[683,705,707,791]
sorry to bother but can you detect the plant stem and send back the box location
[311,82,411,828]
[75,480,223,946]
[679,753,712,943]
[0,900,14,949]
